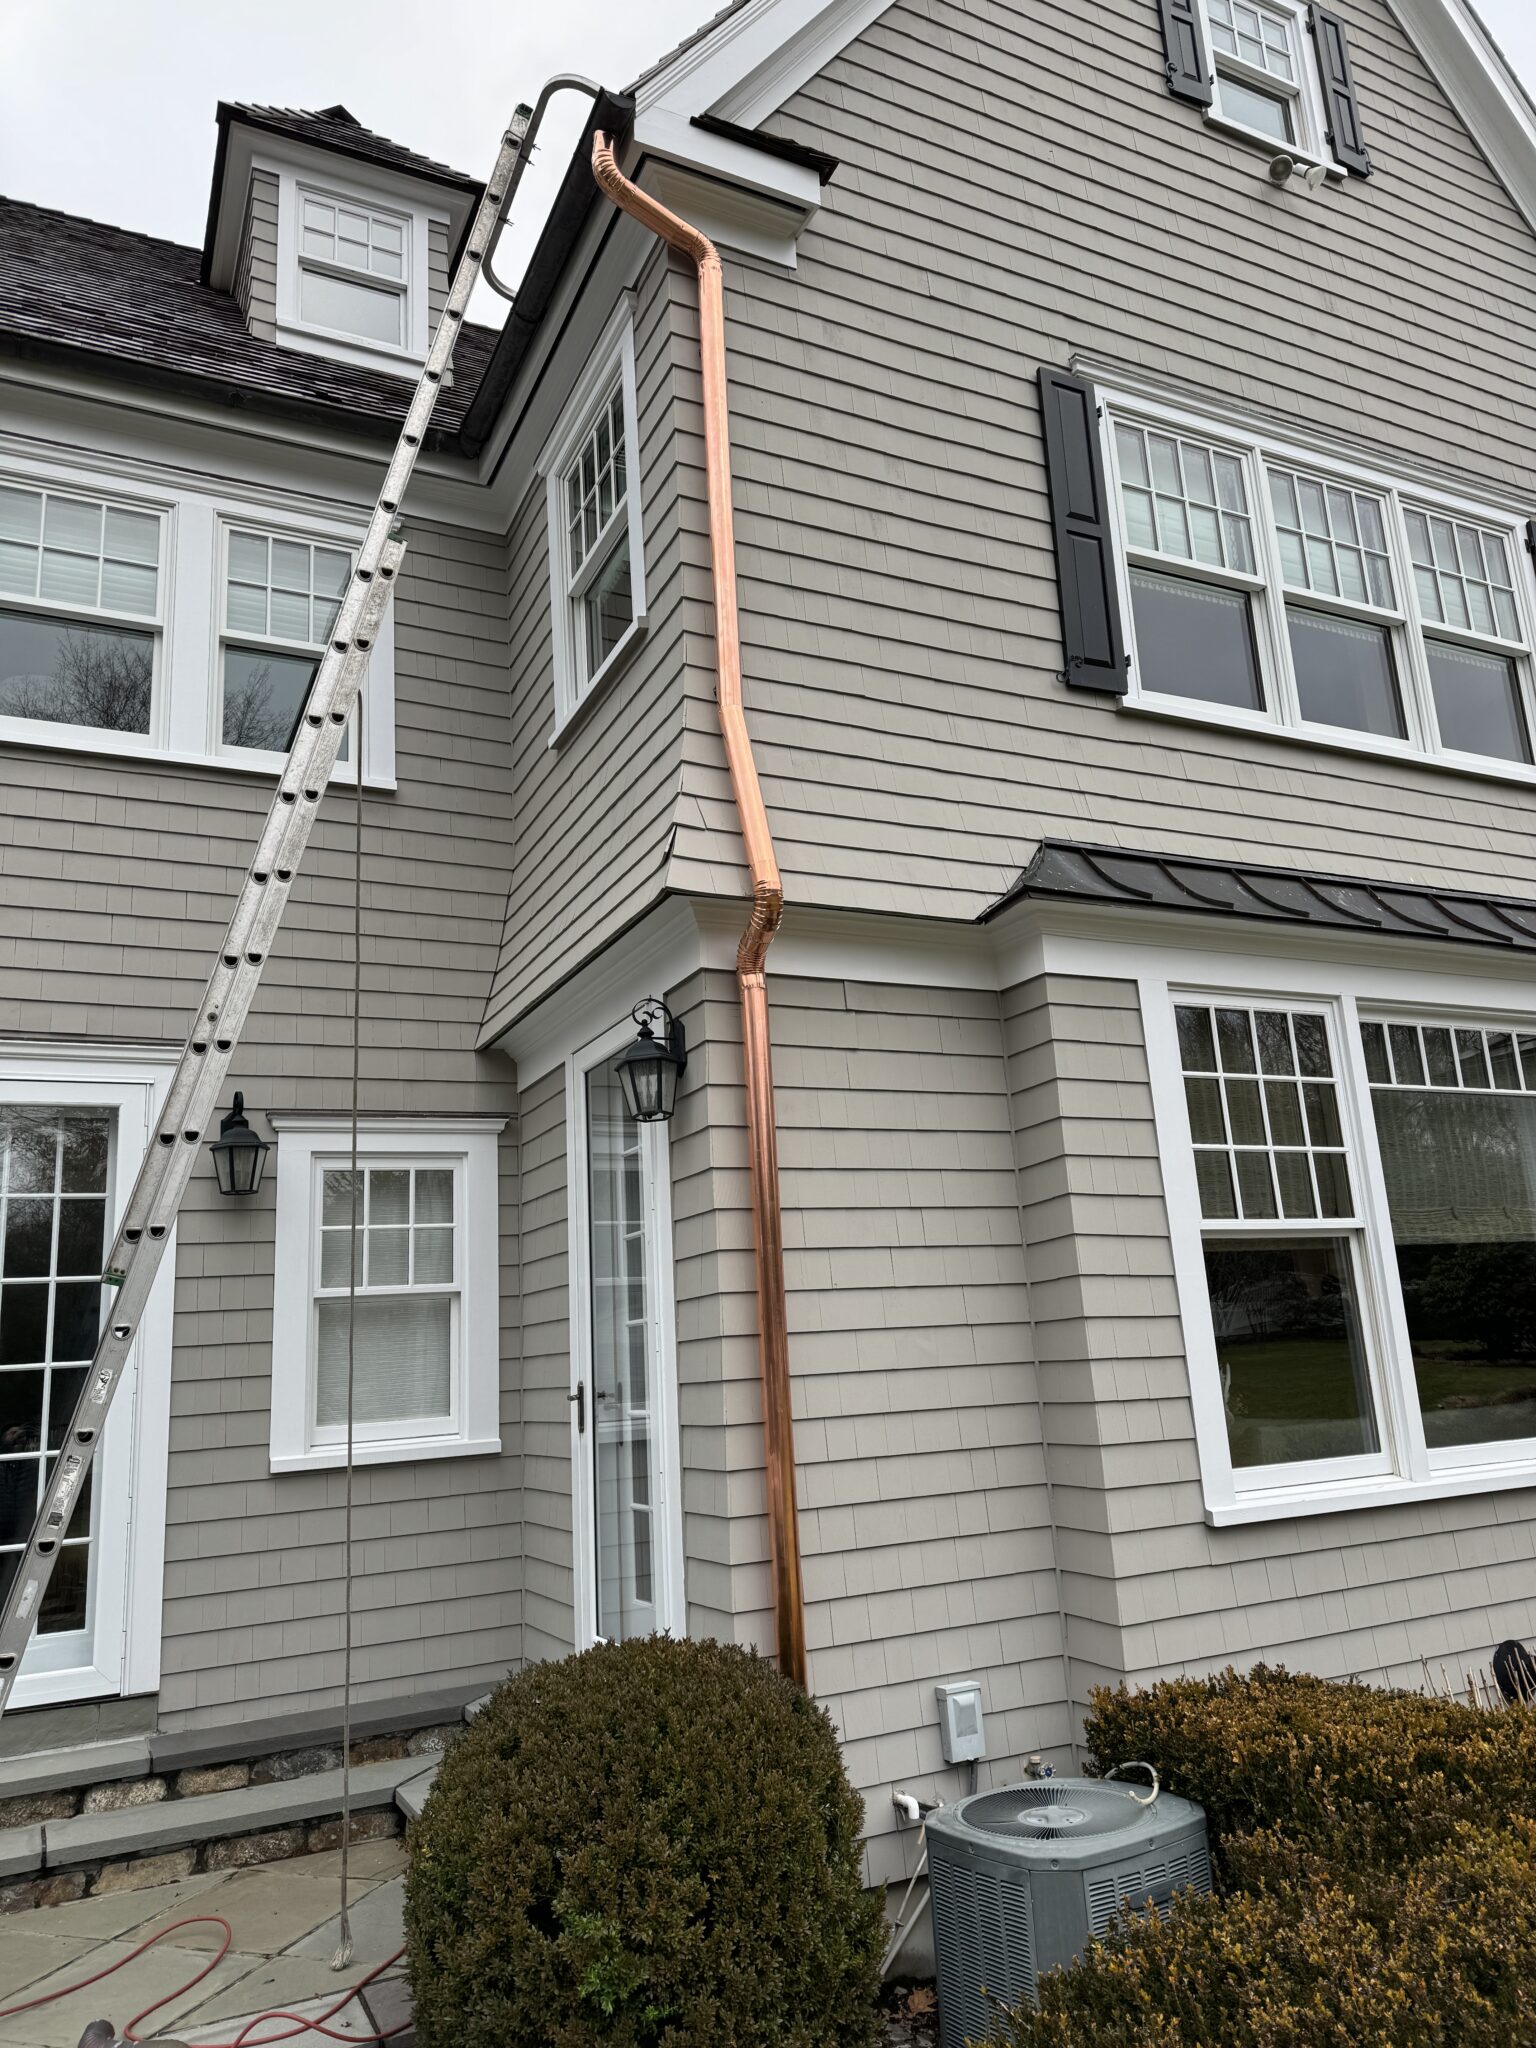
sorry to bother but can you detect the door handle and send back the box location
[568,1383,586,1433]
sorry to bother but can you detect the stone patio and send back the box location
[0,1838,410,2047]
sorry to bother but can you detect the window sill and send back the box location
[271,1433,502,1475]
[548,613,650,750]
[0,719,397,792]
[1203,110,1344,180]
[1209,1455,1536,1526]
[1122,689,1536,792]
[274,319,421,382]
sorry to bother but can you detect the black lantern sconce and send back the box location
[208,1092,271,1197]
[616,999,688,1124]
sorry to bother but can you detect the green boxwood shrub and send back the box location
[1085,1663,1536,1867]
[997,1821,1536,2048]
[987,1668,1536,2046]
[404,1635,885,2048]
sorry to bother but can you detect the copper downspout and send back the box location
[592,133,807,1690]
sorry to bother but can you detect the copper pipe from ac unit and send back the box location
[592,133,807,1690]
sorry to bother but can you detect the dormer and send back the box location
[200,103,483,378]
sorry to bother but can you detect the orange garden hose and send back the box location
[591,132,807,1689]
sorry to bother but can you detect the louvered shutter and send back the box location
[1038,370,1128,695]
[1157,0,1213,106]
[1310,7,1371,175]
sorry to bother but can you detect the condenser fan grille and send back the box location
[963,1783,1146,1841]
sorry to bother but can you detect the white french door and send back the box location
[568,1028,683,1648]
[0,1059,173,1705]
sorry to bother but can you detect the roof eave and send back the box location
[0,328,463,454]
[455,87,634,460]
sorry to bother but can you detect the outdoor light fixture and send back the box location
[616,998,687,1123]
[208,1091,271,1197]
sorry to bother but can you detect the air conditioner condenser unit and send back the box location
[926,1778,1211,2048]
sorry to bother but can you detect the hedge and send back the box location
[403,1635,885,2048]
[1084,1663,1536,1867]
[989,1668,1536,2047]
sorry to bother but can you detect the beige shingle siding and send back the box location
[669,969,1069,1888]
[650,0,1536,930]
[0,518,524,1724]
[428,216,449,333]
[483,246,709,1039]
[1002,970,1536,1707]
[518,1062,577,1661]
[234,169,278,344]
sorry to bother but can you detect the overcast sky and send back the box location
[2,0,1535,329]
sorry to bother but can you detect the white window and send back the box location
[567,1021,683,1646]
[1104,395,1536,782]
[268,1117,505,1471]
[219,527,353,760]
[0,453,396,785]
[539,303,648,732]
[1144,954,1536,1523]
[297,192,409,349]
[1199,0,1337,163]
[0,482,164,746]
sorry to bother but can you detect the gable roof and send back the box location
[216,103,482,193]
[0,195,497,444]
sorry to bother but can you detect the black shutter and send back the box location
[1157,0,1213,106]
[1309,7,1371,175]
[1038,369,1128,696]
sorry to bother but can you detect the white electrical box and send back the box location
[935,1680,986,1764]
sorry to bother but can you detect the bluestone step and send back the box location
[395,1762,438,1820]
[43,1755,424,1869]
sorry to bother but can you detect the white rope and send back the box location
[330,690,364,1973]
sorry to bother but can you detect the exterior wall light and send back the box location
[616,998,687,1123]
[209,1091,271,1196]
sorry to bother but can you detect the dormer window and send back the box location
[298,191,409,348]
[201,104,483,378]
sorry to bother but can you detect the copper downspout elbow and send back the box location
[592,134,808,1690]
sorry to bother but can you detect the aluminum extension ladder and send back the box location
[0,89,583,1714]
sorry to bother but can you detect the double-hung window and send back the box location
[297,192,409,349]
[220,527,352,760]
[1174,997,1387,1485]
[1207,0,1314,149]
[0,483,162,743]
[540,304,647,730]
[268,1118,504,1471]
[1105,397,1536,779]
[1152,965,1536,1520]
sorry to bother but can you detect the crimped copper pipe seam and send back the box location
[593,134,807,1689]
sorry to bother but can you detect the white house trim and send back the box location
[266,1114,506,1473]
[0,1046,176,1709]
[563,1010,685,1652]
[629,0,898,265]
[1387,0,1536,242]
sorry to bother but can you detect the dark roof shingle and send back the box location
[0,195,497,441]
[219,103,482,192]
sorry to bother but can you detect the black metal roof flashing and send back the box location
[199,102,483,285]
[689,112,840,183]
[455,87,635,461]
[985,841,1536,954]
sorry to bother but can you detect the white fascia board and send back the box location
[636,0,895,128]
[631,0,897,262]
[1388,0,1536,239]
